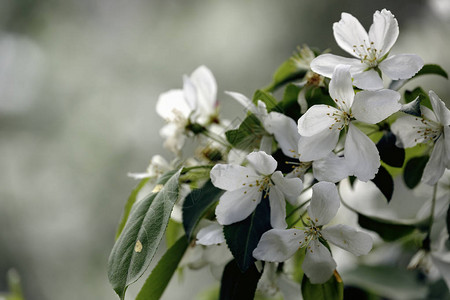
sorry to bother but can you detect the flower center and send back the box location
[242,175,272,199]
[326,107,352,131]
[413,117,443,143]
[352,40,380,67]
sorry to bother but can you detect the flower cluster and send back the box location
[109,9,450,300]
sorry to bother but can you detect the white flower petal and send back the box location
[156,89,191,121]
[253,229,305,262]
[210,164,258,191]
[312,153,350,183]
[352,89,401,124]
[226,91,257,114]
[196,223,225,246]
[422,137,447,185]
[271,171,303,205]
[246,151,278,175]
[368,9,399,57]
[269,187,288,229]
[391,115,428,148]
[297,129,340,162]
[302,239,337,284]
[265,112,300,157]
[329,65,354,112]
[352,69,384,90]
[345,123,380,182]
[379,54,424,80]
[429,91,450,126]
[445,126,450,165]
[215,188,262,225]
[298,105,343,137]
[277,274,302,300]
[322,224,373,256]
[333,12,369,58]
[310,54,364,78]
[308,182,340,226]
[182,75,197,111]
[190,65,217,114]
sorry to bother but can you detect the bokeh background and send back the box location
[1,0,449,299]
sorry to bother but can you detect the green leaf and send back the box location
[389,64,448,90]
[182,180,223,240]
[225,114,267,151]
[305,86,334,108]
[219,259,262,300]
[223,197,272,272]
[371,166,394,202]
[166,219,184,248]
[403,155,429,189]
[115,178,150,240]
[136,235,188,300]
[344,265,427,299]
[108,169,181,299]
[404,87,431,110]
[279,83,302,120]
[264,58,307,92]
[376,131,405,168]
[253,89,280,112]
[302,272,344,300]
[358,214,415,241]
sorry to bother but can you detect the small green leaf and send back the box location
[371,166,394,202]
[376,131,405,168]
[182,180,223,240]
[115,178,150,240]
[358,214,415,241]
[400,97,421,117]
[403,155,429,189]
[136,235,188,300]
[223,197,271,272]
[264,58,307,92]
[389,64,448,90]
[108,169,181,299]
[225,114,267,151]
[302,272,344,300]
[219,259,262,300]
[404,87,431,110]
[305,86,335,108]
[253,89,280,112]
[279,83,302,120]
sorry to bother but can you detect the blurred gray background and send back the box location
[0,0,449,299]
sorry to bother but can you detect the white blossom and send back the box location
[210,151,303,228]
[253,182,373,284]
[391,90,450,185]
[310,9,423,90]
[297,64,400,181]
[156,65,218,154]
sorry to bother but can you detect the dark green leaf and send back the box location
[389,64,448,90]
[358,214,415,241]
[279,83,302,120]
[376,131,405,168]
[225,114,267,151]
[371,166,394,202]
[264,58,308,92]
[403,155,429,189]
[404,87,431,109]
[302,272,344,300]
[447,204,450,244]
[219,259,262,300]
[223,197,271,272]
[400,97,421,117]
[166,219,184,248]
[136,235,188,300]
[108,169,181,299]
[115,178,150,240]
[253,89,280,112]
[305,86,335,108]
[182,180,223,240]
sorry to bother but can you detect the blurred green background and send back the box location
[1,0,449,299]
